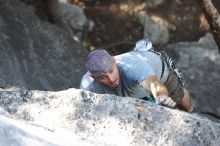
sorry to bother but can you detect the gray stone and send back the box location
[0,88,219,146]
[0,111,95,146]
[138,11,169,45]
[59,2,94,39]
[166,33,220,118]
[0,0,88,91]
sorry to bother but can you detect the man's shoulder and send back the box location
[115,51,148,65]
[116,52,151,71]
[115,51,135,60]
[115,51,156,85]
[80,72,105,93]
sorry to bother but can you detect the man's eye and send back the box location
[109,69,113,73]
[100,77,105,80]
[99,76,106,80]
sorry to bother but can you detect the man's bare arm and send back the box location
[141,75,176,107]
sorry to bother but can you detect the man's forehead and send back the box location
[96,64,113,78]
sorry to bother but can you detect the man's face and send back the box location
[95,61,120,88]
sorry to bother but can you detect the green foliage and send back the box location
[81,38,92,51]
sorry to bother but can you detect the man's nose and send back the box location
[108,75,114,82]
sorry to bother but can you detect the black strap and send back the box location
[160,58,165,80]
[148,49,165,80]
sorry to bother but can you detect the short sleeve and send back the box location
[80,72,105,94]
[127,61,155,84]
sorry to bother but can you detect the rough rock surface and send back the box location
[60,2,94,39]
[0,0,88,90]
[138,11,169,45]
[166,33,220,118]
[0,110,95,146]
[0,87,220,146]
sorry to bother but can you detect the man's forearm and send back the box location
[150,80,169,99]
[141,76,176,108]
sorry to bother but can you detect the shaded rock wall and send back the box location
[0,88,219,146]
[0,0,88,90]
[166,33,220,117]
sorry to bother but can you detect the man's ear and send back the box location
[89,74,95,79]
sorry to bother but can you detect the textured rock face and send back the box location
[0,112,95,146]
[166,33,220,118]
[59,2,92,39]
[0,0,88,90]
[138,12,169,45]
[0,88,220,146]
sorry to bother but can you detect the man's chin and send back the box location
[110,83,119,88]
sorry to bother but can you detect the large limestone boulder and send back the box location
[0,110,95,146]
[0,0,88,91]
[166,33,220,118]
[0,87,219,146]
[138,12,169,45]
[59,2,94,40]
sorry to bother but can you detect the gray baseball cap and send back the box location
[86,49,113,77]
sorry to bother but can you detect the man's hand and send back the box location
[156,95,176,108]
[141,75,176,108]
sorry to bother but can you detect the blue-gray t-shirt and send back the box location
[80,51,167,98]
